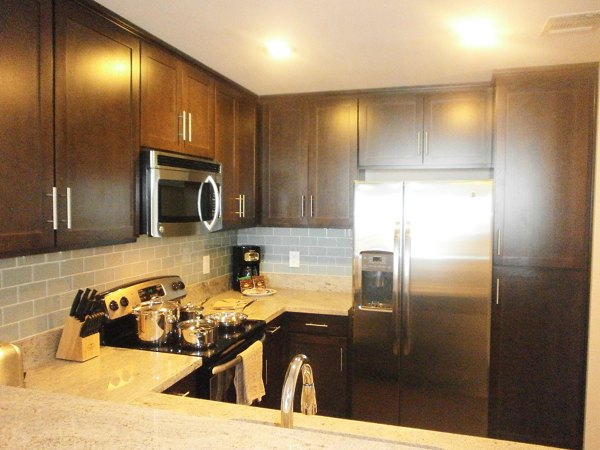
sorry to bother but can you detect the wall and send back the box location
[584,71,600,450]
[237,227,352,277]
[0,232,236,342]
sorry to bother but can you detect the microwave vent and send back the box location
[156,154,221,173]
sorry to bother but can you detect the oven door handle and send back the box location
[211,334,266,375]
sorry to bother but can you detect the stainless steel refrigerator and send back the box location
[351,180,492,436]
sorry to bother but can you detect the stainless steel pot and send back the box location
[179,303,204,322]
[132,300,179,344]
[178,319,217,348]
[206,311,248,328]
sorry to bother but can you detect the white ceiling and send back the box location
[96,0,600,95]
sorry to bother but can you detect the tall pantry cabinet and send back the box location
[489,64,597,450]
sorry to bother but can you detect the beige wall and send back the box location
[584,69,600,450]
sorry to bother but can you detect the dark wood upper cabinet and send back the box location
[260,95,357,227]
[141,42,215,159]
[261,97,310,226]
[493,65,596,269]
[0,0,54,256]
[489,266,589,449]
[359,88,492,168]
[358,93,422,166]
[307,97,357,227]
[140,43,180,152]
[54,0,139,248]
[215,82,257,229]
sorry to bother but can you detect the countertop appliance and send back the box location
[232,245,261,291]
[351,181,492,437]
[141,149,223,237]
[98,276,266,402]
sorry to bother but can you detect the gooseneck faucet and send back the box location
[280,354,317,428]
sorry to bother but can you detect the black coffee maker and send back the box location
[232,245,261,291]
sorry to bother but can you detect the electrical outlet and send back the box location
[203,255,210,274]
[289,251,300,268]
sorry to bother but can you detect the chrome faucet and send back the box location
[280,354,317,428]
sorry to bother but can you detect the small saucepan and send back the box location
[178,318,217,349]
[206,300,255,329]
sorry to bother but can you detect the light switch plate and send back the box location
[203,255,210,274]
[289,251,300,268]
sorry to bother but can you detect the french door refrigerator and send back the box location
[351,180,493,436]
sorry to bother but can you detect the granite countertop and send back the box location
[7,288,555,449]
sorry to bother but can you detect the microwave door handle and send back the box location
[198,175,220,231]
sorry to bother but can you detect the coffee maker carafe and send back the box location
[232,245,261,291]
[360,251,393,308]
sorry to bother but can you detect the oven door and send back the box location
[147,166,222,237]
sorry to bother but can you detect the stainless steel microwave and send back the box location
[141,149,223,237]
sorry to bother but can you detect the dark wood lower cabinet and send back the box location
[489,266,589,449]
[260,316,286,409]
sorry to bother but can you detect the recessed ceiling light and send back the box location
[453,18,499,48]
[265,39,293,59]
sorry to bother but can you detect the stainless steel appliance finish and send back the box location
[141,149,223,237]
[0,343,24,387]
[351,180,493,436]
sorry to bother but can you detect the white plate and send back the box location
[242,288,277,297]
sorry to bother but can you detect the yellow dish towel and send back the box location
[234,341,265,405]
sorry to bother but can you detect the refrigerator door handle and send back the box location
[392,221,402,356]
[401,221,412,356]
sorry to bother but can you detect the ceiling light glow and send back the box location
[265,39,293,59]
[454,18,499,48]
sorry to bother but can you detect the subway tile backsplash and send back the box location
[0,232,236,342]
[237,227,353,277]
[0,227,353,342]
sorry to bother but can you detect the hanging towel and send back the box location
[234,340,265,405]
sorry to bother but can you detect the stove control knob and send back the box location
[120,297,129,307]
[178,281,186,290]
[109,300,119,311]
[171,282,179,291]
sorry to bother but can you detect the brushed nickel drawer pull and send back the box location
[266,326,281,334]
[305,323,328,328]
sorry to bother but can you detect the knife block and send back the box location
[56,317,99,362]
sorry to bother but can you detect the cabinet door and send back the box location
[237,96,257,227]
[494,67,596,269]
[307,97,357,228]
[261,99,309,226]
[0,0,54,256]
[287,332,348,418]
[489,266,588,449]
[358,93,422,167]
[261,317,286,409]
[215,83,238,227]
[423,89,492,167]
[140,42,181,151]
[182,63,214,158]
[54,0,138,248]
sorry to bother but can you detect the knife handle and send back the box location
[69,290,84,317]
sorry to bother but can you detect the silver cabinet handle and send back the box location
[242,194,246,218]
[180,110,187,141]
[497,229,502,256]
[265,359,268,385]
[46,187,58,230]
[417,131,422,155]
[424,131,429,155]
[266,325,281,334]
[301,195,305,217]
[66,187,72,229]
[496,278,500,305]
[340,348,343,372]
[235,195,243,217]
[304,323,328,328]
[310,195,314,217]
[188,112,192,142]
